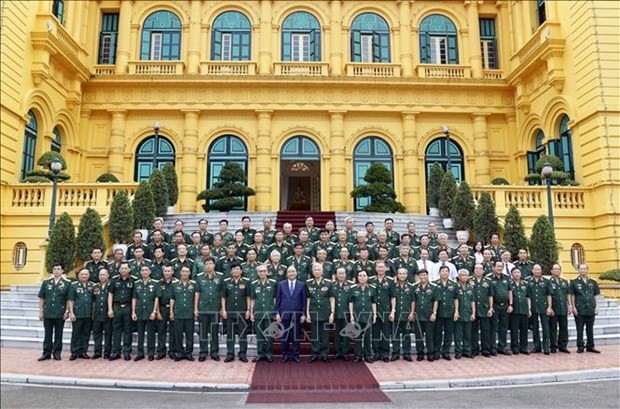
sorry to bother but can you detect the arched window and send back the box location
[353,137,394,210]
[51,127,62,153]
[52,0,64,25]
[212,11,251,61]
[281,12,321,62]
[207,135,249,210]
[526,129,545,177]
[134,135,175,181]
[558,115,574,179]
[21,111,38,181]
[419,14,458,64]
[140,11,181,60]
[351,13,390,63]
[281,136,320,160]
[425,138,464,181]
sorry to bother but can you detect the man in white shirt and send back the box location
[416,248,436,275]
[430,249,457,281]
[500,250,515,276]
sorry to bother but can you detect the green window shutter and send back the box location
[420,33,431,63]
[447,36,458,64]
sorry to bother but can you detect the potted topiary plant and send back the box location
[75,208,106,266]
[503,206,528,259]
[473,192,499,245]
[524,155,571,185]
[96,173,120,183]
[109,190,134,255]
[162,163,179,214]
[438,172,457,228]
[45,212,76,274]
[196,162,255,212]
[451,180,475,240]
[132,181,156,238]
[149,169,169,218]
[600,269,620,282]
[426,163,444,217]
[24,151,70,183]
[350,163,405,213]
[529,215,558,275]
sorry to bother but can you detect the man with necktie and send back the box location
[275,266,307,363]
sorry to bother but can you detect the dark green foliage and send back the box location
[600,269,620,282]
[162,163,179,206]
[350,163,405,213]
[109,190,133,243]
[45,212,76,273]
[524,155,572,185]
[37,151,68,169]
[473,192,499,244]
[132,181,156,229]
[75,208,106,263]
[438,172,457,218]
[96,173,120,183]
[149,169,169,217]
[196,162,255,212]
[452,181,475,230]
[529,215,558,275]
[504,206,528,259]
[24,151,70,182]
[491,177,510,185]
[426,163,444,208]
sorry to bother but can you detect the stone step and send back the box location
[162,212,277,234]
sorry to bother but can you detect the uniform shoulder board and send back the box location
[172,278,180,283]
[144,258,152,263]
[412,281,421,287]
[407,282,415,288]
[386,276,394,281]
[241,277,250,282]
[324,278,332,283]
[346,279,356,284]
[170,258,178,262]
[190,279,196,284]
[484,273,493,278]
[128,258,136,263]
[429,282,438,287]
[350,284,358,289]
[196,272,205,277]
[224,277,232,282]
[187,258,194,263]
[251,279,259,285]
[215,271,223,276]
[368,283,377,289]
[71,281,79,286]
[62,277,71,282]
[268,278,276,283]
[542,276,550,280]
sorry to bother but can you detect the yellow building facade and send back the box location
[1,0,618,287]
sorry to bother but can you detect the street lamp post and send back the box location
[153,121,160,172]
[541,162,554,228]
[442,125,451,174]
[47,158,63,239]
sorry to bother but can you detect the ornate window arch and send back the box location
[134,135,175,181]
[425,137,464,181]
[140,11,181,60]
[51,127,62,153]
[211,11,252,61]
[207,135,249,210]
[353,136,394,210]
[21,111,38,181]
[350,13,390,63]
[281,12,321,62]
[419,14,458,64]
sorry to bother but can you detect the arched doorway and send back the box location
[353,136,394,210]
[425,137,464,181]
[280,136,321,211]
[134,135,175,181]
[207,135,249,210]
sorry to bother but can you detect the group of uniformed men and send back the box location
[37,216,602,363]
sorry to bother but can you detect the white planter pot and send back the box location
[111,243,128,256]
[456,230,470,242]
[443,218,454,229]
[429,207,440,217]
[138,229,149,241]
[167,206,175,214]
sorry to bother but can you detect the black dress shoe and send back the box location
[69,354,78,361]
[455,355,462,360]
[156,353,166,360]
[292,356,301,363]
[199,356,207,362]
[550,348,557,354]
[104,353,111,359]
[403,356,413,362]
[481,352,491,357]
[577,347,584,353]
[124,354,131,361]
[382,357,389,362]
[531,349,542,354]
[490,351,498,356]
[187,356,195,362]
[521,351,530,355]
[342,356,349,361]
[174,356,182,362]
[472,351,480,357]
[322,357,329,363]
[252,356,261,363]
[417,355,425,362]
[390,355,399,361]
[364,357,374,364]
[559,348,570,354]
[37,354,51,361]
[543,351,550,355]
[211,355,220,361]
[224,355,234,363]
[466,354,474,359]
[281,356,290,364]
[442,354,452,361]
[53,354,62,361]
[148,356,155,361]
[266,357,273,363]
[353,357,361,363]
[134,355,145,362]
[79,353,91,359]
[168,352,176,359]
[499,350,512,356]
[512,351,519,356]
[309,356,318,363]
[108,354,120,361]
[92,353,102,360]
[239,356,248,363]
[586,348,601,353]
[427,356,435,362]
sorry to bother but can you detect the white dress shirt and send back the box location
[430,261,458,281]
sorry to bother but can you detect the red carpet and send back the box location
[276,211,337,232]
[246,360,391,404]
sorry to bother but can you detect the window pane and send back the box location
[361,35,373,63]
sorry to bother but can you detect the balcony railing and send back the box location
[417,64,471,79]
[482,70,504,80]
[346,63,401,77]
[4,183,138,216]
[274,62,329,76]
[200,61,257,75]
[128,61,185,75]
[93,65,116,76]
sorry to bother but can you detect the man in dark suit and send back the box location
[275,265,307,363]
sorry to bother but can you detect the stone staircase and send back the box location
[2,285,619,354]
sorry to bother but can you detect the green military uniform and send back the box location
[485,244,507,262]
[157,277,178,357]
[454,282,475,357]
[312,240,335,260]
[133,278,161,358]
[331,242,353,261]
[128,258,150,279]
[351,244,376,261]
[549,276,570,352]
[469,276,494,355]
[482,261,494,276]
[412,281,437,359]
[109,275,136,356]
[301,226,321,243]
[286,255,312,282]
[333,259,357,282]
[146,242,169,261]
[385,230,400,246]
[195,271,224,359]
[569,276,600,350]
[126,243,147,262]
[217,256,243,278]
[300,241,314,258]
[433,279,459,358]
[452,255,476,276]
[306,278,334,359]
[171,279,198,359]
[268,241,292,259]
[267,262,288,282]
[107,261,124,279]
[369,275,394,360]
[391,256,418,282]
[222,277,251,359]
[344,229,358,244]
[171,257,194,279]
[241,261,259,282]
[251,244,271,264]
[331,280,353,359]
[92,281,112,358]
[427,233,439,247]
[219,231,234,246]
[348,284,376,360]
[234,242,250,260]
[250,278,277,360]
[210,245,227,260]
[509,279,529,354]
[237,228,256,245]
[200,231,214,246]
[68,281,94,356]
[318,261,335,280]
[526,276,552,353]
[150,259,168,281]
[283,233,298,246]
[187,244,202,262]
[258,229,276,246]
[515,260,534,278]
[391,281,414,359]
[85,259,107,283]
[354,259,376,278]
[431,246,455,262]
[489,272,511,353]
[412,245,433,260]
